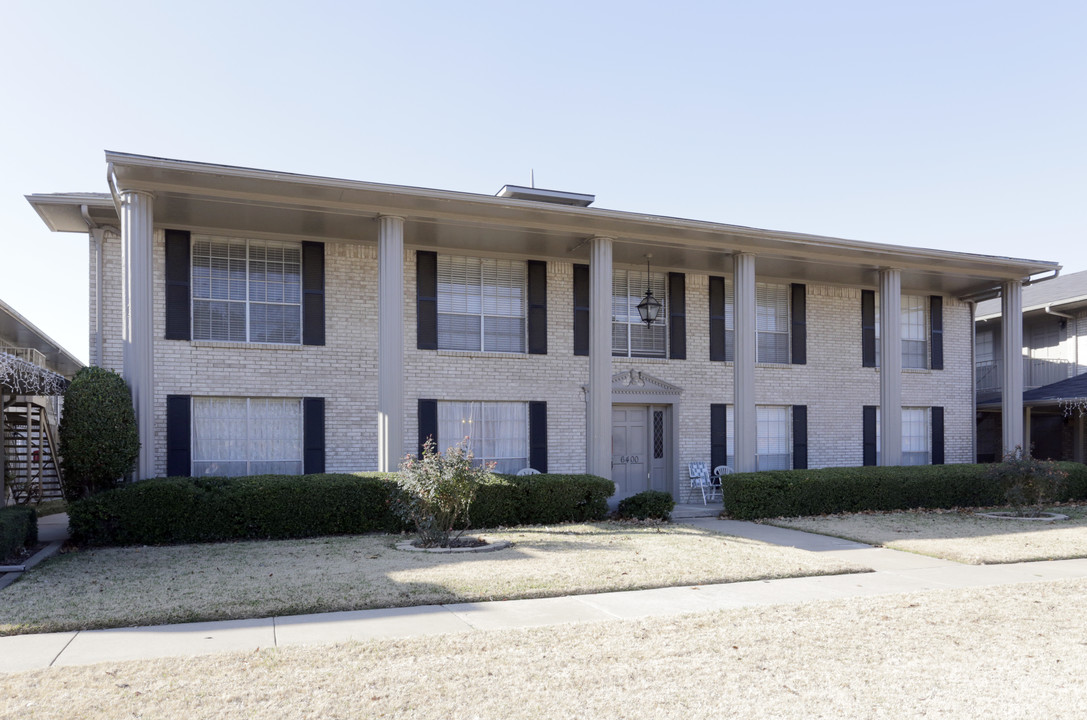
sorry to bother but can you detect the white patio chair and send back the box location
[688,461,713,504]
[710,465,732,501]
[516,467,541,476]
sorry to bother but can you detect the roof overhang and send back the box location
[27,151,1061,299]
[0,298,84,378]
[977,293,1087,322]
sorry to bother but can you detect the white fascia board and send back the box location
[104,151,1060,282]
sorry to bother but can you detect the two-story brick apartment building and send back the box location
[27,152,1057,502]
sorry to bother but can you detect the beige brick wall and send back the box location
[93,236,977,491]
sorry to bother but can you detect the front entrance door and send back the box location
[611,405,670,501]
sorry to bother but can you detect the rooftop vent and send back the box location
[496,184,595,207]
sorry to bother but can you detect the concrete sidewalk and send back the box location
[3,517,1087,674]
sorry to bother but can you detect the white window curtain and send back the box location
[437,255,526,352]
[612,268,666,358]
[756,282,790,363]
[874,293,928,369]
[723,405,791,470]
[192,397,303,477]
[437,401,528,474]
[875,407,930,466]
[756,406,792,470]
[192,236,302,344]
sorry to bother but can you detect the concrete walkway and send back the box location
[3,515,1087,674]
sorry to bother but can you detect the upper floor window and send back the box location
[192,237,302,344]
[875,293,928,369]
[756,282,790,363]
[613,268,666,358]
[437,255,526,353]
[719,279,790,363]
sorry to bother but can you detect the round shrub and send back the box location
[58,366,139,500]
[617,490,675,521]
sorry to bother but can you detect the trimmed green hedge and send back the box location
[1,506,38,563]
[720,462,1087,520]
[617,490,675,521]
[68,472,614,546]
[473,474,614,527]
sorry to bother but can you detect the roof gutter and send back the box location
[960,268,1062,305]
[1045,303,1075,320]
[106,161,122,216]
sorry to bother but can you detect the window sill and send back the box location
[191,340,303,352]
[435,349,531,359]
[613,356,670,363]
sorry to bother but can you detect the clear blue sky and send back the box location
[2,1,1084,364]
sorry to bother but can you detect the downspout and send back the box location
[81,205,103,367]
[969,300,977,462]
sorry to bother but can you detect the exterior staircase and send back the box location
[3,399,64,504]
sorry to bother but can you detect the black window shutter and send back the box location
[527,260,547,355]
[573,263,590,356]
[931,406,945,465]
[529,401,548,472]
[709,276,727,362]
[302,242,325,346]
[792,405,808,469]
[418,399,438,456]
[417,251,438,350]
[791,283,807,365]
[711,404,728,470]
[930,295,944,370]
[668,272,686,360]
[164,230,191,341]
[166,394,191,477]
[303,397,325,474]
[862,290,876,368]
[863,405,877,466]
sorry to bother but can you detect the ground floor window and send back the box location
[876,407,931,465]
[723,405,792,470]
[191,397,303,476]
[437,401,528,474]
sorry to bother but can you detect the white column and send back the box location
[120,190,154,480]
[1001,280,1024,457]
[879,269,902,466]
[733,253,757,472]
[377,215,405,472]
[587,236,613,478]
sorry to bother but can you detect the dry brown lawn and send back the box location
[0,522,864,635]
[768,504,1087,564]
[3,578,1085,719]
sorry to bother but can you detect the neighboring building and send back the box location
[1,298,83,504]
[975,270,1087,462]
[26,152,1057,503]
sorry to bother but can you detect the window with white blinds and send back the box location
[437,255,526,353]
[437,401,528,474]
[612,269,666,357]
[722,405,792,470]
[874,293,928,369]
[191,397,303,477]
[192,236,302,344]
[719,279,789,362]
[756,282,790,363]
[875,406,931,465]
